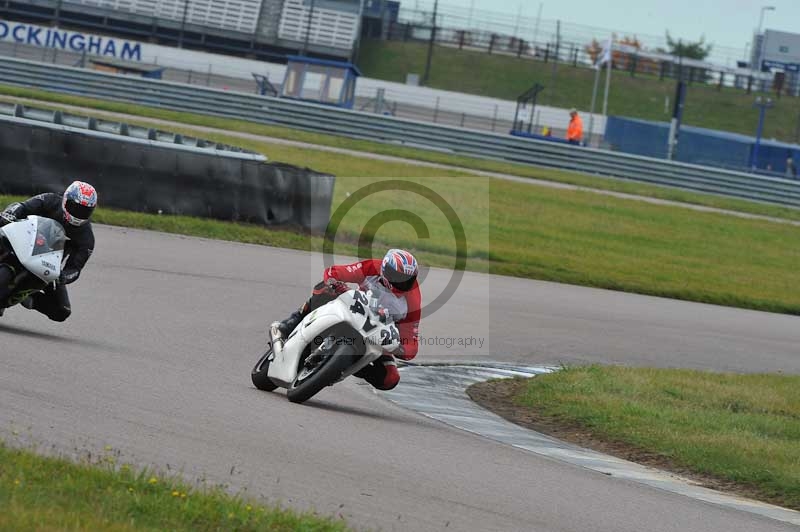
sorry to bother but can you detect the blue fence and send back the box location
[605,116,799,178]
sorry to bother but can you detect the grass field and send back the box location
[468,366,800,510]
[357,39,800,142]
[0,442,346,531]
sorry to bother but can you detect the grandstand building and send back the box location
[752,29,800,96]
[0,0,399,60]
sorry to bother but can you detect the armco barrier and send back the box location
[0,106,335,231]
[0,56,799,208]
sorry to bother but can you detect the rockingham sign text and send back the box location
[0,20,141,61]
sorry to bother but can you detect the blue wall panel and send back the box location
[676,128,751,170]
[604,116,669,159]
[605,116,799,178]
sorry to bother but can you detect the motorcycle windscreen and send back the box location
[32,218,66,256]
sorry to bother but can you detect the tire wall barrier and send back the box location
[0,116,335,231]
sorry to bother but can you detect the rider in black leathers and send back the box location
[0,182,97,321]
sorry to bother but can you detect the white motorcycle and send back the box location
[0,215,67,311]
[251,288,402,404]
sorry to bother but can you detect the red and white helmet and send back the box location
[62,181,97,227]
[381,249,419,292]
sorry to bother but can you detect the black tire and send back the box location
[251,347,279,391]
[286,342,359,404]
[0,264,13,309]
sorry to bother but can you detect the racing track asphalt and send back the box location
[1,225,799,532]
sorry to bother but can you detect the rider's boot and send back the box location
[270,303,310,346]
[270,281,341,348]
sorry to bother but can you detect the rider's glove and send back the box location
[0,211,16,227]
[326,277,348,295]
[58,268,80,285]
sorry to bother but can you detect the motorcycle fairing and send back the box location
[0,216,65,282]
[267,290,401,386]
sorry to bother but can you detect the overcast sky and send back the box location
[439,0,799,53]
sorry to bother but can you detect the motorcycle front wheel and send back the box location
[286,340,359,404]
[0,264,14,309]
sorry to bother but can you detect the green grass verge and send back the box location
[357,39,800,142]
[4,84,800,224]
[0,442,347,531]
[504,366,800,510]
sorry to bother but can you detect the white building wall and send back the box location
[277,0,359,51]
[65,0,264,34]
[762,30,800,65]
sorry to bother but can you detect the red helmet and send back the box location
[381,249,418,292]
[62,181,97,227]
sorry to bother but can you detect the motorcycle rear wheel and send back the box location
[286,341,359,404]
[251,346,279,391]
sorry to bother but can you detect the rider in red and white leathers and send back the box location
[273,249,421,390]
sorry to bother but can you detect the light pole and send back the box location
[302,0,317,56]
[55,0,63,25]
[750,96,774,171]
[350,0,366,64]
[178,0,189,48]
[754,6,775,70]
[757,6,775,36]
[421,0,438,86]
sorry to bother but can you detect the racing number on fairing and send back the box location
[350,299,366,316]
[349,291,368,315]
[381,325,400,346]
[349,291,377,332]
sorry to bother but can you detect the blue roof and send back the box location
[286,55,362,76]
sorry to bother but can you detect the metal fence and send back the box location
[394,1,762,73]
[380,6,800,96]
[0,55,799,208]
[0,40,532,136]
[0,100,266,158]
[0,38,601,141]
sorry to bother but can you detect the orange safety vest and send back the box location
[567,115,583,142]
